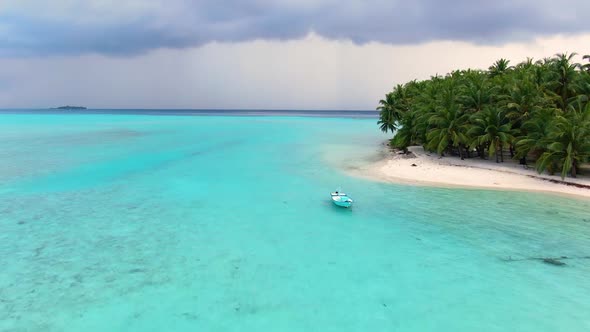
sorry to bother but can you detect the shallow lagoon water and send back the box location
[1,113,589,331]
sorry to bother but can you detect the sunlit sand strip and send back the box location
[350,146,590,200]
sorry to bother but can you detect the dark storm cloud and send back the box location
[1,0,588,56]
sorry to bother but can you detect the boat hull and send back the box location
[332,200,352,208]
[331,193,353,208]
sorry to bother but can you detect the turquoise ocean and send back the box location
[1,110,589,331]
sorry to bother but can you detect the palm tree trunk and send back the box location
[495,144,500,163]
[572,160,577,178]
[458,144,464,160]
[500,147,504,162]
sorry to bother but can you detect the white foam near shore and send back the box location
[351,145,590,199]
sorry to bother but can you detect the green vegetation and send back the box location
[377,53,590,179]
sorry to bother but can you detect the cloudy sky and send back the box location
[1,0,589,109]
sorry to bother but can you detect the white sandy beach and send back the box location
[352,145,590,199]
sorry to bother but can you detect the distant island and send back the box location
[52,106,87,110]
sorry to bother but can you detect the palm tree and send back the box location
[547,53,579,111]
[489,60,515,107]
[516,58,535,71]
[426,107,470,158]
[503,75,547,127]
[377,91,399,133]
[425,76,470,158]
[536,100,590,178]
[460,70,496,114]
[529,59,550,87]
[489,58,512,78]
[377,83,415,133]
[390,111,417,152]
[468,107,513,162]
[515,108,557,166]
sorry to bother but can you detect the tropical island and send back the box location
[53,105,87,110]
[369,53,590,198]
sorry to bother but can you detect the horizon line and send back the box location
[0,107,378,112]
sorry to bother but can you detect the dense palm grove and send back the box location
[378,53,590,179]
